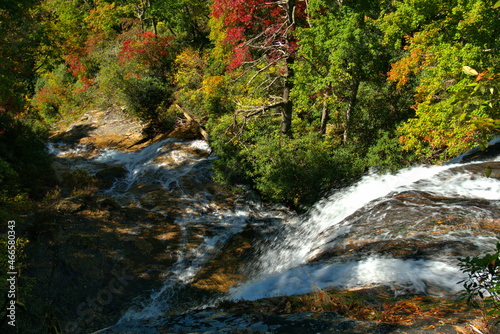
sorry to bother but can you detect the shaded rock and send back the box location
[95,165,128,188]
[56,195,87,212]
[51,161,70,183]
[96,196,121,211]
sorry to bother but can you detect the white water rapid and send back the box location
[229,157,500,300]
[49,138,500,323]
[48,138,288,321]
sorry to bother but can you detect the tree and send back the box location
[453,66,500,148]
[293,0,386,142]
[0,0,43,113]
[211,0,305,136]
[152,0,210,46]
[379,0,500,161]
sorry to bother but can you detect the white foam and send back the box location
[229,159,500,301]
[230,257,465,301]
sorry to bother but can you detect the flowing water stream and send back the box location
[49,137,500,324]
[230,162,500,300]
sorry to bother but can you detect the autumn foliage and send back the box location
[3,0,500,208]
[211,0,305,69]
[119,31,172,68]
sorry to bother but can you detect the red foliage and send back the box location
[229,44,250,70]
[64,52,94,88]
[211,0,306,70]
[118,30,172,68]
[65,53,86,78]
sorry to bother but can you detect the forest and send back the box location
[1,0,500,211]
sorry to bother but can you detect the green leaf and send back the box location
[463,66,479,76]
[485,166,492,178]
[494,1,500,9]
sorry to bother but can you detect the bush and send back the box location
[209,115,365,209]
[122,76,174,136]
[365,130,409,172]
[0,114,54,199]
[62,169,100,196]
[249,134,364,208]
[32,64,94,124]
[459,242,500,318]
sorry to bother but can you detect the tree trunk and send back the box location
[281,59,293,137]
[320,91,330,135]
[281,0,296,137]
[152,16,158,35]
[343,79,359,144]
[147,0,157,35]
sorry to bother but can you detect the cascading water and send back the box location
[229,157,500,300]
[48,138,289,321]
[49,136,500,325]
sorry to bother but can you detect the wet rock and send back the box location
[192,227,259,292]
[95,165,128,188]
[448,161,500,180]
[95,305,484,334]
[307,189,500,269]
[448,136,500,163]
[94,308,368,334]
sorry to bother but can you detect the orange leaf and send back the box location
[477,70,489,82]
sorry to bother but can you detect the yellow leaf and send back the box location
[462,66,479,76]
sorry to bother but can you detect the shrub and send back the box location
[249,133,364,208]
[459,242,500,319]
[209,115,365,209]
[365,130,410,172]
[32,64,93,124]
[62,169,100,196]
[0,114,54,199]
[122,76,174,136]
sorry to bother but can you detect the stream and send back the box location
[48,133,500,330]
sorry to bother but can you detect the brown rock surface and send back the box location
[20,195,182,333]
[50,107,146,152]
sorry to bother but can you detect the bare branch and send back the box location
[235,101,285,116]
[247,62,275,85]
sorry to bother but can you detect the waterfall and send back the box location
[229,156,500,300]
[49,138,500,322]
